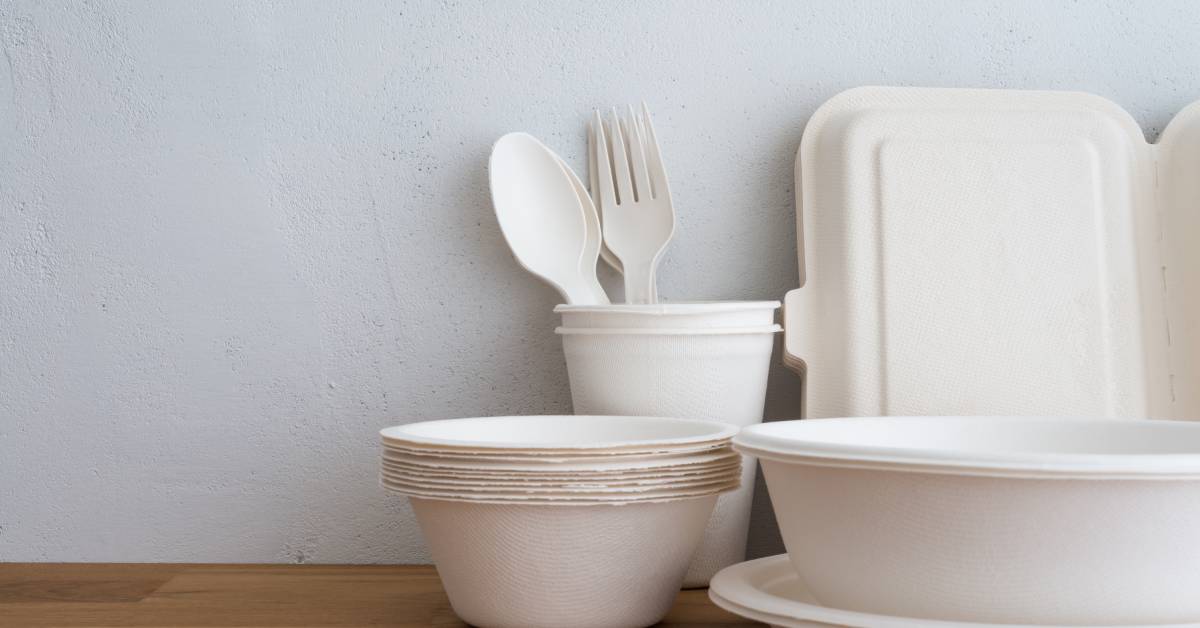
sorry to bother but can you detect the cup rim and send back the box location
[554,301,781,314]
[555,324,782,336]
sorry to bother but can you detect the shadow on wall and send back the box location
[747,333,804,560]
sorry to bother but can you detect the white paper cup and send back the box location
[559,325,779,587]
[410,495,718,628]
[555,301,780,329]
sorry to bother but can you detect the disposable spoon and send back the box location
[489,133,609,305]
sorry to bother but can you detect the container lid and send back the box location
[735,416,1200,479]
[784,86,1200,421]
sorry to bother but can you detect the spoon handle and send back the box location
[564,280,608,306]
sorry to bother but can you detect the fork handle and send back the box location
[623,261,656,304]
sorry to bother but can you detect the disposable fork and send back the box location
[591,104,675,304]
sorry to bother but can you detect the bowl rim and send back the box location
[735,416,1200,479]
[382,415,738,451]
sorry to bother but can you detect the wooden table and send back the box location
[0,564,759,627]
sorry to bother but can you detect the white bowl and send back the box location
[380,456,741,479]
[381,468,740,491]
[410,495,718,628]
[380,440,730,461]
[380,447,740,473]
[736,416,1200,625]
[381,415,737,453]
[382,463,741,486]
[555,301,780,329]
[381,476,739,503]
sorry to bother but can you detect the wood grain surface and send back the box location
[0,563,759,627]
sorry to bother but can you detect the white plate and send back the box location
[709,555,1200,628]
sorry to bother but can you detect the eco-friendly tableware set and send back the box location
[378,415,740,628]
[380,87,1200,627]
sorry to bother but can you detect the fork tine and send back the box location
[640,102,667,199]
[608,107,635,205]
[592,111,617,213]
[625,104,652,202]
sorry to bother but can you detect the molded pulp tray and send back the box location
[734,416,1200,625]
[786,86,1200,419]
[708,555,1200,628]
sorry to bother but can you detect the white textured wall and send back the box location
[3,0,1199,563]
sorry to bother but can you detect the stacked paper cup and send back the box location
[380,415,741,628]
[555,301,782,586]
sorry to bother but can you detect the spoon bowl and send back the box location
[489,133,608,305]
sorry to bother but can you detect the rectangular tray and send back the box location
[785,87,1200,420]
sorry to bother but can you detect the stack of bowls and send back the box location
[380,415,741,628]
[554,301,781,585]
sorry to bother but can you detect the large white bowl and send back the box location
[410,495,718,628]
[736,416,1200,625]
[555,301,780,329]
